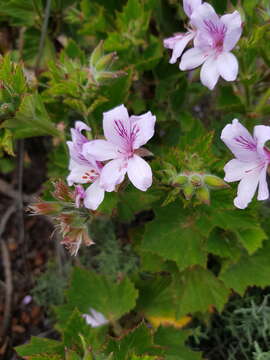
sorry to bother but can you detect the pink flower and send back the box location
[67,121,105,210]
[221,119,270,209]
[82,308,108,328]
[83,105,156,192]
[180,3,242,90]
[163,0,202,64]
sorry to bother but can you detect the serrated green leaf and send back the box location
[141,203,207,270]
[106,323,160,359]
[3,93,61,139]
[154,326,202,360]
[15,337,64,358]
[220,240,270,295]
[64,268,138,322]
[174,266,230,317]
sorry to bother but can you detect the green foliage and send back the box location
[5,0,270,358]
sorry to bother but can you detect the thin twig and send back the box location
[0,241,13,340]
[17,140,25,245]
[0,205,16,340]
[35,0,52,73]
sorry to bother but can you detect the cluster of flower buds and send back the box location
[171,172,229,205]
[88,41,126,84]
[28,180,94,256]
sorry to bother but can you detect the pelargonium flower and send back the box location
[83,104,156,192]
[221,119,270,209]
[180,3,242,89]
[82,308,109,328]
[67,121,105,210]
[163,0,202,64]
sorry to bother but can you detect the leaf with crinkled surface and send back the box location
[174,266,230,317]
[62,267,138,322]
[154,326,202,360]
[15,337,64,359]
[106,323,162,359]
[220,240,270,295]
[142,202,207,270]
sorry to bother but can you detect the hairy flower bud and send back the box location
[183,182,194,200]
[190,174,202,187]
[172,173,188,187]
[28,202,62,215]
[52,180,74,202]
[196,186,210,205]
[203,174,229,189]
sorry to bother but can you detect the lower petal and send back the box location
[127,155,152,191]
[217,52,238,81]
[200,56,220,90]
[258,165,269,201]
[84,180,105,211]
[179,47,206,71]
[224,159,258,182]
[99,158,127,192]
[234,170,260,209]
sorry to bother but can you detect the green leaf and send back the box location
[141,203,207,270]
[3,93,61,139]
[64,268,138,322]
[0,0,41,26]
[154,326,202,360]
[15,337,64,358]
[220,240,270,295]
[106,323,160,359]
[174,266,230,317]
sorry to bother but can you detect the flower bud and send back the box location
[96,52,117,71]
[203,174,229,189]
[28,202,62,215]
[172,173,188,187]
[183,183,194,200]
[190,174,202,187]
[52,180,74,202]
[196,186,210,205]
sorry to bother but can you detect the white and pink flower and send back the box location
[67,121,105,211]
[163,0,202,64]
[180,3,242,89]
[83,104,156,192]
[221,119,270,209]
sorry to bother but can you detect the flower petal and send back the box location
[258,164,269,201]
[253,125,270,158]
[130,111,156,149]
[83,139,118,161]
[165,32,195,64]
[75,121,91,133]
[179,47,207,71]
[83,179,105,210]
[103,104,130,147]
[221,119,258,161]
[67,161,96,186]
[221,11,242,52]
[224,159,258,182]
[183,0,202,17]
[190,3,219,29]
[127,155,152,191]
[99,158,127,192]
[234,169,261,209]
[217,52,238,81]
[200,56,219,90]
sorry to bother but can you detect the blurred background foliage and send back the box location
[0,0,270,358]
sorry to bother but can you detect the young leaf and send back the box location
[3,93,61,139]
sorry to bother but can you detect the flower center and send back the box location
[203,20,227,52]
[234,136,257,151]
[114,119,140,155]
